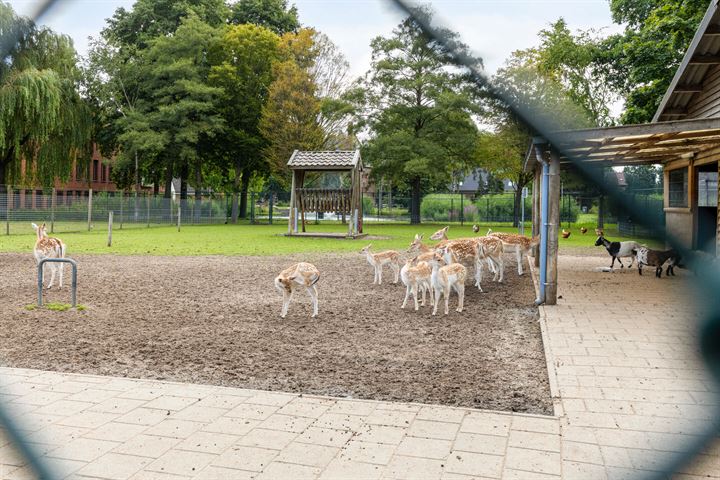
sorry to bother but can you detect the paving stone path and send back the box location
[1,255,718,479]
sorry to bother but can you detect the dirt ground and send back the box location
[0,252,552,415]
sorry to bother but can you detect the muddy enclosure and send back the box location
[0,252,551,414]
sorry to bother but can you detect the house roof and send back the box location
[653,0,720,122]
[287,150,362,170]
[524,117,720,171]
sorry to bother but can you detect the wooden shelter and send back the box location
[286,150,365,238]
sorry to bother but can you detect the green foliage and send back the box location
[229,0,299,34]
[351,7,482,224]
[0,3,91,187]
[534,19,619,126]
[45,303,72,312]
[597,0,707,124]
[260,29,327,183]
[624,165,661,190]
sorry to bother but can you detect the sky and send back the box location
[10,0,625,78]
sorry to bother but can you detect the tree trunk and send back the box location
[230,159,241,224]
[0,158,7,194]
[513,186,523,228]
[410,176,421,225]
[163,162,173,199]
[239,169,250,219]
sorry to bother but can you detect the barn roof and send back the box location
[287,150,362,170]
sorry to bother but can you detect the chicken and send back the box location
[562,229,571,239]
[472,224,480,233]
[580,227,587,234]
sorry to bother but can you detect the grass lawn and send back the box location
[0,221,660,256]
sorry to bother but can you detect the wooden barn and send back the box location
[525,0,720,305]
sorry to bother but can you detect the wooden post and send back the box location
[546,151,561,305]
[87,188,93,231]
[146,194,151,228]
[108,211,113,247]
[50,188,56,233]
[532,165,541,267]
[288,171,296,234]
[177,206,181,232]
[349,170,356,236]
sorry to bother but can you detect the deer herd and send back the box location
[275,226,540,318]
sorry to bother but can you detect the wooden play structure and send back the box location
[286,150,365,238]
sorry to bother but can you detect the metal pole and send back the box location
[50,188,56,233]
[177,206,181,232]
[87,188,93,231]
[250,191,255,224]
[146,193,151,228]
[108,211,113,247]
[460,192,464,226]
[269,193,274,225]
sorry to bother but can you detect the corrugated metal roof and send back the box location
[287,150,361,170]
[654,1,720,122]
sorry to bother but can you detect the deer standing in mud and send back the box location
[32,223,66,289]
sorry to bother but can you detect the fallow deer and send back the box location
[32,223,66,289]
[474,236,505,287]
[487,230,540,276]
[274,262,321,318]
[428,252,467,315]
[360,245,401,284]
[400,257,433,310]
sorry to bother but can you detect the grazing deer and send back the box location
[32,223,66,290]
[360,245,401,284]
[487,230,540,275]
[400,257,433,310]
[428,253,467,315]
[274,262,320,318]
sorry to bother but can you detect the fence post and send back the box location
[119,191,124,229]
[5,187,10,236]
[177,206,181,232]
[269,193,274,225]
[108,211,113,247]
[146,194,151,228]
[50,188,56,233]
[87,189,93,231]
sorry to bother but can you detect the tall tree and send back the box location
[596,0,707,124]
[229,0,299,34]
[351,7,483,224]
[259,28,348,183]
[534,19,620,126]
[209,23,281,222]
[0,3,91,191]
[120,15,225,200]
[485,49,594,225]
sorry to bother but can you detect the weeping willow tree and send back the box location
[0,3,91,191]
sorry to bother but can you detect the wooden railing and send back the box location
[296,188,352,213]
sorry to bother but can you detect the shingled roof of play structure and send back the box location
[287,150,361,170]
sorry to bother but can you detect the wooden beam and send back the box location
[689,54,720,64]
[674,84,704,93]
[661,108,688,116]
[545,151,561,306]
[704,25,720,35]
[549,117,720,144]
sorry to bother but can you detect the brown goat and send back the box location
[636,247,681,278]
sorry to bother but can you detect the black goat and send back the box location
[635,247,681,278]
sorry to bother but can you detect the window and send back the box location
[668,167,688,208]
[698,171,718,207]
